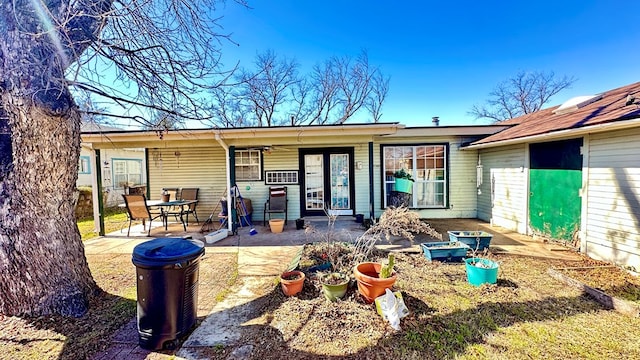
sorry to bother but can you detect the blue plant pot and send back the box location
[421,241,470,262]
[465,258,499,286]
[448,231,493,251]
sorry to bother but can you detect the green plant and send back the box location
[393,169,414,182]
[321,272,349,285]
[379,254,395,279]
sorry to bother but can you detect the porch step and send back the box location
[303,215,360,222]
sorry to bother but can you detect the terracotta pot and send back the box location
[270,219,285,233]
[353,262,397,303]
[280,270,305,296]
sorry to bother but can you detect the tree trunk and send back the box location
[0,92,96,317]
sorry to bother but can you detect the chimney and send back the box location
[432,116,440,126]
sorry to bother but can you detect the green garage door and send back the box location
[529,139,582,241]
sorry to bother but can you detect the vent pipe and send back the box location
[432,116,440,126]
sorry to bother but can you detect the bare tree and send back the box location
[209,86,248,128]
[469,71,576,122]
[0,0,239,317]
[238,50,301,126]
[307,58,340,124]
[365,71,390,123]
[209,50,389,126]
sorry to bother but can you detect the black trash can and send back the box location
[132,237,205,350]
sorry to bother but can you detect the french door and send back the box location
[300,148,354,217]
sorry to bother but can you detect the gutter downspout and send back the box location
[215,132,233,234]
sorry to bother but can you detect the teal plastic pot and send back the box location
[392,178,413,194]
[465,258,498,286]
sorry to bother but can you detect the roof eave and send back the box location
[464,117,640,149]
[82,123,402,143]
[388,125,510,137]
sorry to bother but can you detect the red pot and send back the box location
[353,262,397,303]
[280,270,305,296]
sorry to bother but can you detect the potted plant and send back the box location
[353,254,397,303]
[465,249,499,286]
[350,206,442,302]
[319,272,350,302]
[161,189,170,202]
[448,230,493,251]
[392,169,414,194]
[304,208,351,301]
[280,270,305,296]
[420,241,470,262]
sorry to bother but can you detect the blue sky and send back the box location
[213,1,640,126]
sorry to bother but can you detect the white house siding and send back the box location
[585,128,640,270]
[477,144,528,234]
[374,136,480,219]
[252,143,372,222]
[147,146,226,222]
[353,144,371,216]
[77,147,146,206]
[253,148,300,224]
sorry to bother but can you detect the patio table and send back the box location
[151,200,198,231]
[120,199,198,232]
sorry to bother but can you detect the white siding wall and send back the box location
[585,128,640,270]
[477,144,528,234]
[77,147,146,206]
[254,143,371,222]
[148,146,226,222]
[353,144,371,216]
[374,136,480,219]
[254,148,301,224]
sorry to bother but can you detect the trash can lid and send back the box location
[132,237,205,266]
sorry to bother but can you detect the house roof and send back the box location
[81,122,405,148]
[81,121,123,132]
[468,81,640,147]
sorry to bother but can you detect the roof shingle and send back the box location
[472,81,640,146]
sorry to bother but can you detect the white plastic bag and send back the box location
[376,289,409,330]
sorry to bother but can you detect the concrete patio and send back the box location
[90,216,580,261]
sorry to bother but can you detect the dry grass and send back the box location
[3,237,640,359]
[0,252,238,360]
[232,249,640,359]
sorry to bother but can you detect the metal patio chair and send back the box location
[121,194,165,236]
[263,186,287,226]
[179,188,200,224]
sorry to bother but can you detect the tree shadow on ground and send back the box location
[178,274,609,360]
[0,290,136,360]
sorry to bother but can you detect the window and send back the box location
[78,156,91,174]
[265,170,298,185]
[382,144,447,208]
[235,149,262,181]
[112,159,143,188]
